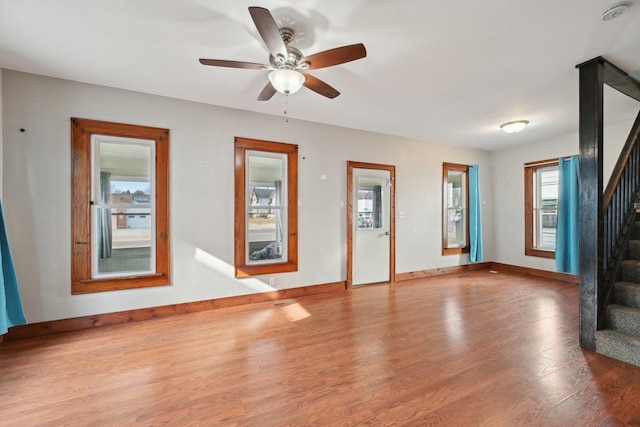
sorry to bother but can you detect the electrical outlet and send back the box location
[268,277,275,286]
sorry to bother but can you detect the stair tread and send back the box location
[608,304,640,314]
[615,281,640,288]
[597,329,640,345]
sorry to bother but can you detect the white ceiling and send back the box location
[1,0,639,151]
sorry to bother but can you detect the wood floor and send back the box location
[2,270,640,426]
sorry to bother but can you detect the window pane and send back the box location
[357,178,384,229]
[446,169,466,248]
[246,152,287,265]
[93,139,154,277]
[447,208,466,247]
[247,208,285,261]
[535,167,558,251]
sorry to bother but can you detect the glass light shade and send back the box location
[500,120,529,133]
[268,69,305,95]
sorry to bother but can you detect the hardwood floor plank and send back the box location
[1,271,639,426]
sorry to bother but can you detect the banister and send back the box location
[604,111,640,211]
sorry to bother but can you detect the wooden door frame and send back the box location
[347,161,396,288]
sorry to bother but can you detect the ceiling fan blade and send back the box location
[248,7,288,59]
[304,43,367,70]
[199,59,265,70]
[257,82,277,101]
[303,74,340,99]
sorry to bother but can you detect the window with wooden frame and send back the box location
[442,163,470,255]
[234,137,298,277]
[71,118,170,294]
[525,159,559,258]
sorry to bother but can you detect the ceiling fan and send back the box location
[199,6,367,101]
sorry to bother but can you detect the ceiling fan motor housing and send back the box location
[269,46,307,70]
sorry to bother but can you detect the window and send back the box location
[357,180,384,230]
[442,163,469,255]
[71,118,170,293]
[234,137,298,277]
[525,159,559,258]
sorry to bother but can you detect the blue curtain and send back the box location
[1,200,27,335]
[556,155,580,274]
[469,165,483,263]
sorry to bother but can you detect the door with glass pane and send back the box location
[348,163,395,286]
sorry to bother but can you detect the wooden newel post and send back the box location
[577,58,604,350]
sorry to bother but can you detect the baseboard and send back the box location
[489,262,579,284]
[395,262,492,281]
[395,261,578,284]
[3,281,346,342]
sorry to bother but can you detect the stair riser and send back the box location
[629,241,640,261]
[607,307,640,339]
[596,331,640,367]
[622,261,640,283]
[614,283,640,309]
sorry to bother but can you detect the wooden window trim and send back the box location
[71,118,170,294]
[524,160,558,259]
[234,137,298,277]
[442,162,470,255]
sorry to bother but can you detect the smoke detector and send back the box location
[601,1,630,21]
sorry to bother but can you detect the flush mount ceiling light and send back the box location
[268,69,305,95]
[601,1,630,21]
[500,120,529,134]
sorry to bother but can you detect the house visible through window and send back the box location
[525,159,559,258]
[71,118,170,294]
[234,137,298,277]
[442,163,469,255]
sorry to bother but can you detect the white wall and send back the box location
[2,70,493,323]
[491,119,638,271]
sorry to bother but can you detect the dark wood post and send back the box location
[577,58,604,350]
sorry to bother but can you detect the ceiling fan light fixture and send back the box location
[500,120,529,134]
[268,69,305,95]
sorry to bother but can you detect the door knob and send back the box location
[384,231,390,236]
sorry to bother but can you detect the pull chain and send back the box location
[284,96,289,123]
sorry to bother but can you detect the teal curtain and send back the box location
[469,165,483,263]
[1,200,27,335]
[556,155,580,274]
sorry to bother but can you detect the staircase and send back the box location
[595,222,640,367]
[577,57,640,363]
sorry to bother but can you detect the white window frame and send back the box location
[534,165,558,252]
[90,135,157,279]
[245,150,289,266]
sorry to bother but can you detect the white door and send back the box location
[352,168,391,285]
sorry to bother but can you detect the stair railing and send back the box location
[600,111,640,329]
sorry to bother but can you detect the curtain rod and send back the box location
[524,155,575,168]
